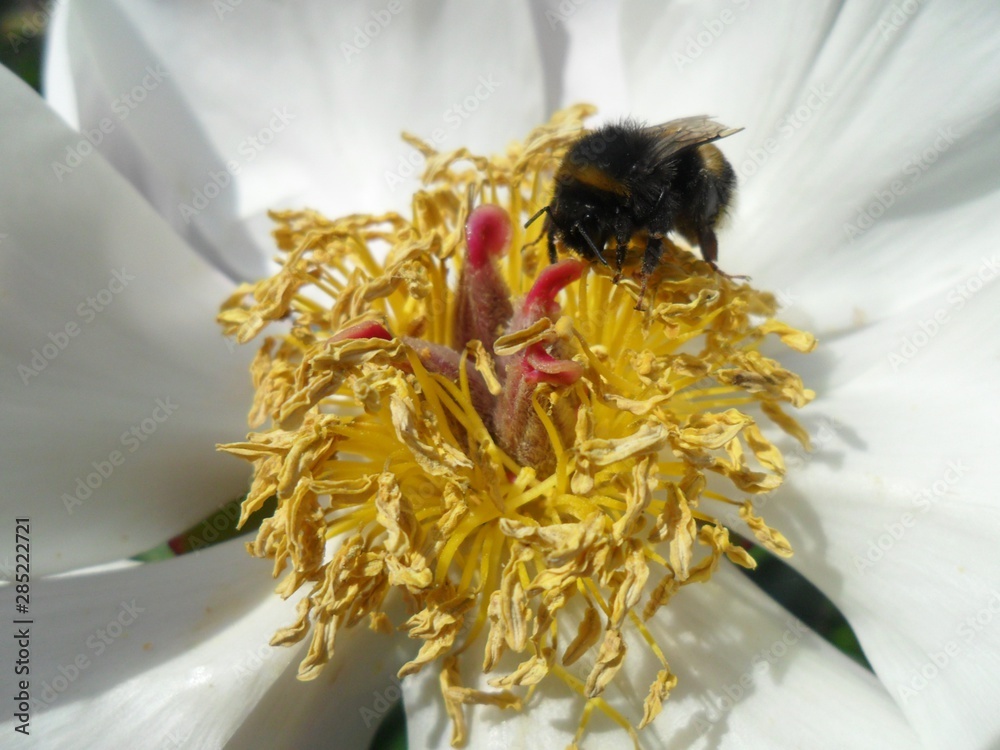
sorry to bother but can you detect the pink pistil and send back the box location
[465,204,513,269]
[520,259,584,322]
[454,205,515,353]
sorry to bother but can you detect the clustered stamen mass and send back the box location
[217,104,816,748]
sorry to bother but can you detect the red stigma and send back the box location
[465,204,512,269]
[523,259,584,317]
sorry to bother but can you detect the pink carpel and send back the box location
[522,259,584,319]
[466,204,512,269]
[454,204,514,353]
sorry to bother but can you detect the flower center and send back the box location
[218,104,815,747]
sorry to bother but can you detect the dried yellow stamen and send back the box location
[218,104,815,746]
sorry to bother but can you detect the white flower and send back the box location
[1,1,998,748]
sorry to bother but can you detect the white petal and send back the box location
[403,565,917,749]
[549,0,630,118]
[50,0,547,281]
[0,68,254,575]
[0,539,298,749]
[42,0,78,130]
[227,595,418,750]
[619,1,1000,290]
[756,282,1000,749]
[769,190,1000,354]
[620,1,846,138]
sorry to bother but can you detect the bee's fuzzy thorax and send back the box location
[531,114,742,306]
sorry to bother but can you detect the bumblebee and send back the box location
[526,116,742,306]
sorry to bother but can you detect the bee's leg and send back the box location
[579,226,609,267]
[613,243,627,283]
[635,235,665,311]
[698,225,748,281]
[613,219,630,283]
[698,226,718,267]
[547,230,557,264]
[524,205,550,229]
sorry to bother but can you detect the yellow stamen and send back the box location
[217,104,816,746]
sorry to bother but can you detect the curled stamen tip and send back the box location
[466,204,512,269]
[525,259,584,309]
[331,320,393,342]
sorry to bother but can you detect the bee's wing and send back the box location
[642,116,743,164]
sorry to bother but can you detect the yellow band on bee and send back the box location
[560,163,631,197]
